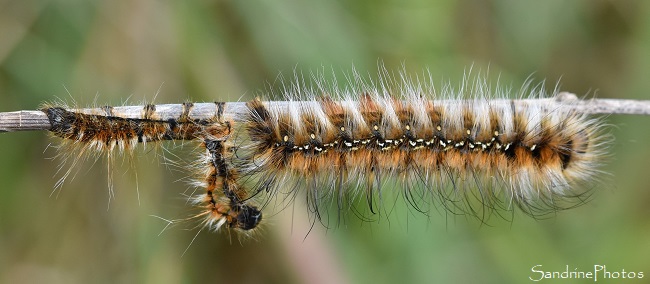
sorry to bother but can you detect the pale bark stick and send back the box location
[1,92,649,133]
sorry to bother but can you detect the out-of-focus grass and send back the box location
[0,0,649,283]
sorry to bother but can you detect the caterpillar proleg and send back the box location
[0,70,628,235]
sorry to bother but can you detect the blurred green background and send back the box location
[1,0,649,283]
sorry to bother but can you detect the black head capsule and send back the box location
[233,204,262,231]
[43,107,77,136]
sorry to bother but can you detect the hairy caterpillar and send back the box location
[43,102,263,232]
[7,70,611,234]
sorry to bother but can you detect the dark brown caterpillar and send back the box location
[43,102,261,232]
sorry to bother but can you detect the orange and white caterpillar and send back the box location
[33,71,609,234]
[243,94,606,223]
